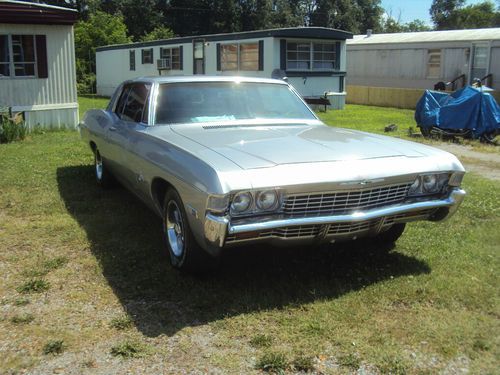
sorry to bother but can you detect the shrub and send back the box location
[43,340,65,355]
[256,351,288,372]
[77,73,96,95]
[16,279,50,294]
[0,115,26,144]
[110,341,149,358]
[11,314,35,324]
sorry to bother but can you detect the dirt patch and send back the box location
[434,143,500,180]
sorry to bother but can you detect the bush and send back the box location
[0,115,26,143]
[77,73,96,95]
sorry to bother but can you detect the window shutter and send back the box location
[35,35,48,78]
[216,43,221,71]
[150,48,153,62]
[280,39,286,71]
[141,49,145,64]
[179,45,183,70]
[335,42,341,70]
[258,40,264,71]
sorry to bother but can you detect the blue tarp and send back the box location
[415,86,500,138]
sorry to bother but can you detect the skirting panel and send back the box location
[23,107,78,130]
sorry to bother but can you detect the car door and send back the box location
[106,82,152,188]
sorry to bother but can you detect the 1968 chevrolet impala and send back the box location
[80,76,466,271]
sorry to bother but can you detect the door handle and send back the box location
[109,126,117,131]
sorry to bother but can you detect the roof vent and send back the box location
[366,29,373,37]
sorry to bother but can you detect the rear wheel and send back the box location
[94,149,115,188]
[163,188,217,272]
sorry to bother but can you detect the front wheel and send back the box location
[163,188,217,272]
[374,223,406,245]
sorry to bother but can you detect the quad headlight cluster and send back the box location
[230,190,279,215]
[206,190,281,216]
[408,173,450,196]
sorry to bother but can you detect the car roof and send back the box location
[127,75,289,85]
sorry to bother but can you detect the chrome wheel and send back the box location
[95,151,103,181]
[165,200,185,257]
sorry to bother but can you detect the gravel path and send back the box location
[433,143,500,180]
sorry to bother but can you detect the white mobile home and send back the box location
[347,28,500,91]
[0,1,78,129]
[96,27,353,109]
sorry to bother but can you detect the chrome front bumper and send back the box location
[204,188,466,248]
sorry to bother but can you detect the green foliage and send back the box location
[310,0,384,34]
[16,279,50,294]
[256,351,288,372]
[74,11,131,92]
[77,72,96,95]
[140,26,175,42]
[110,316,133,330]
[42,340,65,355]
[10,314,35,324]
[110,341,149,358]
[430,0,500,29]
[0,116,26,144]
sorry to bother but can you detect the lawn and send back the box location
[0,100,498,373]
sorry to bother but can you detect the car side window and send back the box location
[115,85,131,118]
[121,83,151,123]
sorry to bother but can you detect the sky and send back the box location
[381,0,491,25]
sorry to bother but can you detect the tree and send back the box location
[404,19,432,32]
[74,11,131,92]
[307,0,383,34]
[430,0,466,29]
[140,26,175,42]
[430,0,499,29]
[452,1,500,28]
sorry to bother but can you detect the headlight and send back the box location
[408,173,449,196]
[231,192,252,213]
[256,190,278,210]
[422,174,437,192]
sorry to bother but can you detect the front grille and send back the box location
[328,220,377,235]
[283,183,411,217]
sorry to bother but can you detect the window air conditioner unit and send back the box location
[157,58,171,70]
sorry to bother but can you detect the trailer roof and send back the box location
[96,27,353,52]
[348,28,500,45]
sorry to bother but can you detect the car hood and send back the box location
[170,123,429,169]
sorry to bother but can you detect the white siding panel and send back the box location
[443,48,469,81]
[0,24,77,106]
[490,47,500,90]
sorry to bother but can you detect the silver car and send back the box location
[80,76,466,272]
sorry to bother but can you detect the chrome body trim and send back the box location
[203,189,466,247]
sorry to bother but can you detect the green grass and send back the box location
[78,95,109,118]
[0,98,498,373]
[318,104,499,153]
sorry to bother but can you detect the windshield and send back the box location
[155,82,316,124]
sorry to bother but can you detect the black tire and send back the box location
[419,125,431,138]
[374,223,406,245]
[94,149,115,188]
[162,188,217,273]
